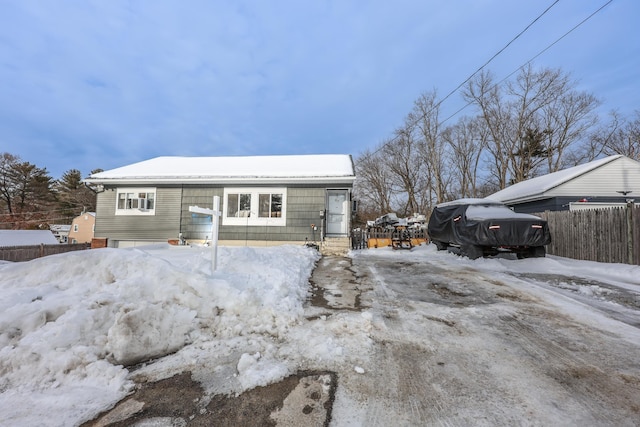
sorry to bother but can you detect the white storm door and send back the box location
[327,190,348,235]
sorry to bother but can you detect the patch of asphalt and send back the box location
[82,371,337,427]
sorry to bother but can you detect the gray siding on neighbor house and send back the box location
[94,187,182,241]
[548,158,640,197]
[492,156,640,211]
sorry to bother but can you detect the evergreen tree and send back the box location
[55,169,96,217]
[0,153,55,228]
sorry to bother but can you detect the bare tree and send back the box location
[595,110,640,161]
[539,88,600,172]
[353,146,394,221]
[409,91,450,206]
[464,65,600,188]
[463,70,512,188]
[354,92,447,219]
[506,65,571,182]
[443,116,488,198]
[383,122,427,217]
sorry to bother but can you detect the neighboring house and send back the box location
[50,224,71,243]
[489,155,640,213]
[84,154,356,248]
[68,212,96,244]
[0,230,59,247]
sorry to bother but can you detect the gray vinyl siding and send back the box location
[179,187,223,240]
[94,186,182,241]
[95,183,351,243]
[179,185,345,242]
[285,187,326,240]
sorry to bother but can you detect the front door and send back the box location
[326,190,349,235]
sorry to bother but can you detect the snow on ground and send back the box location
[0,244,327,426]
[354,246,640,341]
[0,243,639,426]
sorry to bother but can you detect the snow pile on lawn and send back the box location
[0,244,320,426]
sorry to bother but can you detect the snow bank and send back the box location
[0,244,319,426]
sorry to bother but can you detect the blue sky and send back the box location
[0,0,637,178]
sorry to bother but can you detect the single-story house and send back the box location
[0,230,59,247]
[489,155,640,213]
[68,212,96,244]
[84,154,356,248]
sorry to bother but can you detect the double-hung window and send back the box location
[115,188,156,215]
[223,188,286,226]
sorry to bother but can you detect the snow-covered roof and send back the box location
[85,154,356,185]
[0,230,59,247]
[488,155,627,204]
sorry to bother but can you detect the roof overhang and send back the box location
[495,193,550,205]
[84,176,356,186]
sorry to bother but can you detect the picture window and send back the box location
[223,188,286,226]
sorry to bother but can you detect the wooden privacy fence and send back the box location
[535,206,639,265]
[0,243,91,262]
[353,205,639,265]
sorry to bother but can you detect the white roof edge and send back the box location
[488,191,552,204]
[84,176,357,185]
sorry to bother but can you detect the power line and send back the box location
[0,203,89,217]
[360,0,560,160]
[0,217,76,226]
[436,0,560,111]
[360,0,613,161]
[438,0,614,126]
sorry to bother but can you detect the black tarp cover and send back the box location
[428,200,551,248]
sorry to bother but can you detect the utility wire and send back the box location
[360,0,559,160]
[438,0,615,126]
[360,0,612,161]
[436,0,560,112]
[0,203,90,217]
[0,216,76,225]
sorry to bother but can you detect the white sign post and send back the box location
[189,196,221,273]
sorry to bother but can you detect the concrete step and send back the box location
[320,237,350,256]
